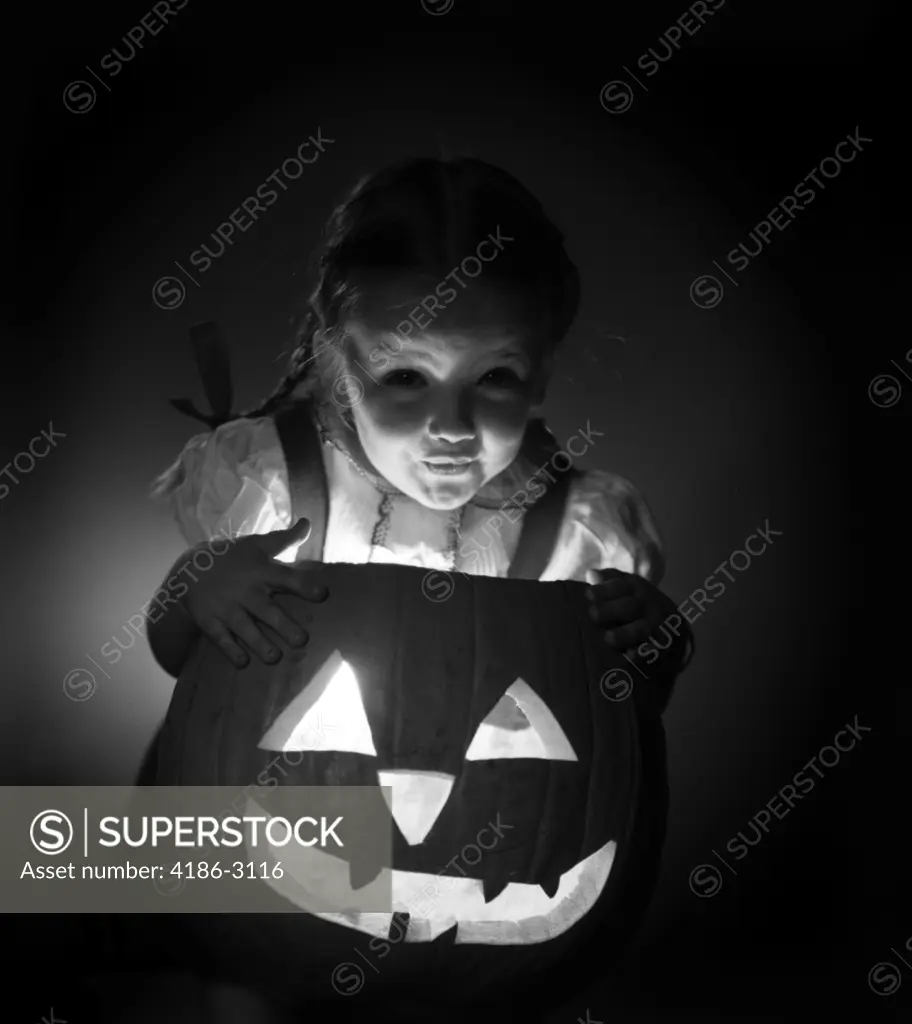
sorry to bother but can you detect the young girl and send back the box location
[136,157,692,1023]
[146,156,692,694]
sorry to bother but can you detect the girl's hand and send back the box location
[181,517,328,668]
[584,568,686,668]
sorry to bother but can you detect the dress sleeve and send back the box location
[149,416,295,557]
[556,469,667,585]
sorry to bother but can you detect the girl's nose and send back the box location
[427,394,476,443]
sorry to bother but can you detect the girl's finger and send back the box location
[585,568,629,586]
[588,596,643,625]
[227,608,283,665]
[264,565,329,603]
[255,517,312,559]
[603,619,650,650]
[244,590,310,649]
[199,616,250,669]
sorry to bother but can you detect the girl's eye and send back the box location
[479,367,522,388]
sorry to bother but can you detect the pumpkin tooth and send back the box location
[348,858,384,891]
[432,922,458,947]
[388,911,410,941]
[481,878,510,904]
[538,874,562,899]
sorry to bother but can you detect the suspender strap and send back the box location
[506,467,580,580]
[272,399,328,563]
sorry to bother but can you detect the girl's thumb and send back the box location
[258,517,312,556]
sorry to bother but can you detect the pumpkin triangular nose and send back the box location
[377,770,455,846]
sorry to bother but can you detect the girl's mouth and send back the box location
[422,460,477,476]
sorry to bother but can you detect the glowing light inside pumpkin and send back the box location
[377,770,455,846]
[259,650,376,755]
[465,680,577,761]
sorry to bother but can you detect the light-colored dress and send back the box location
[153,414,666,586]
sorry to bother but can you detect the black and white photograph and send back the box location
[2,2,897,1021]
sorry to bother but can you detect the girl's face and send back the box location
[340,290,549,511]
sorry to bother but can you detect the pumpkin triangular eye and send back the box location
[258,649,376,755]
[465,679,577,762]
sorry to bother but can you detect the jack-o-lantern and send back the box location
[155,563,668,1013]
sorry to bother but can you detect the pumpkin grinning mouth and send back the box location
[244,795,616,945]
[323,838,615,944]
[347,867,560,903]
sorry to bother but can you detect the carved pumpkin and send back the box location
[155,563,668,1012]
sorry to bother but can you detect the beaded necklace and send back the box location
[313,400,469,569]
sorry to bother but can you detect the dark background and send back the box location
[2,1,900,1021]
